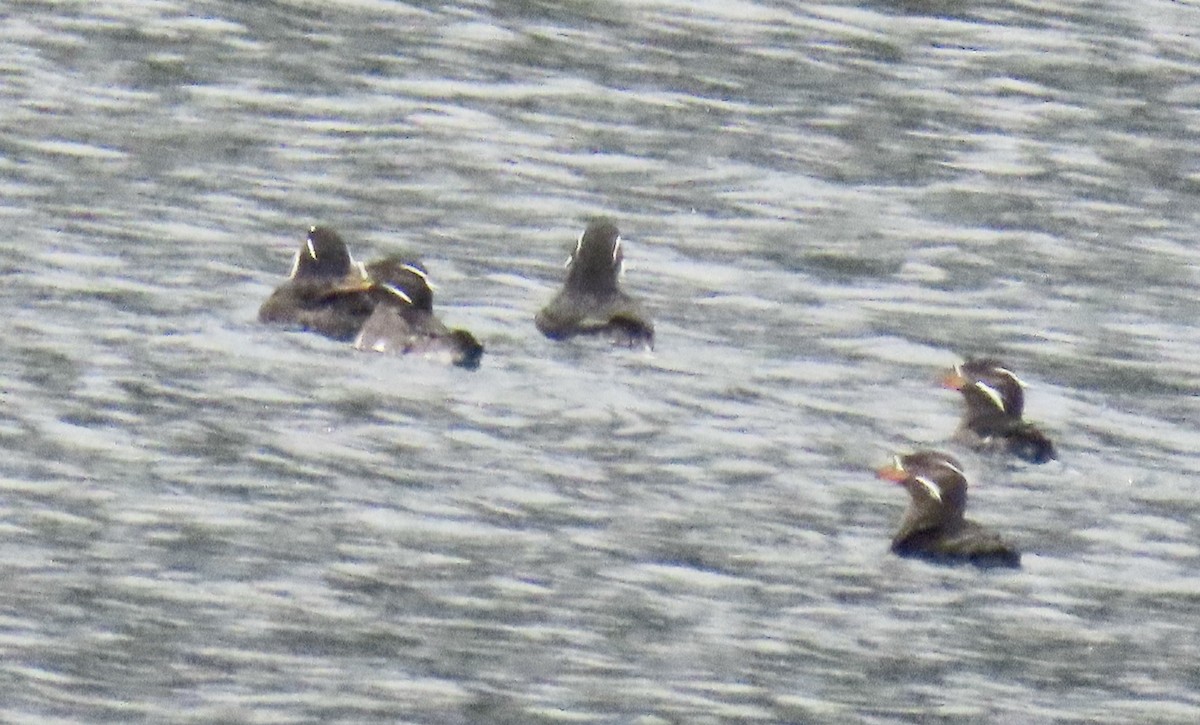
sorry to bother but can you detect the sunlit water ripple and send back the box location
[2,1,1199,722]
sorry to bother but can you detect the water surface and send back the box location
[2,1,1199,722]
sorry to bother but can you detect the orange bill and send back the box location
[939,365,967,391]
[875,457,908,483]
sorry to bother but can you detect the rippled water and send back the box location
[3,1,1200,722]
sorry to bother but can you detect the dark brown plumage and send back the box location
[258,226,374,341]
[877,450,1021,568]
[353,256,482,369]
[941,359,1056,464]
[535,218,654,349]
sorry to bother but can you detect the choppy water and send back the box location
[2,1,1200,722]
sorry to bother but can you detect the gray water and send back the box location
[2,1,1200,722]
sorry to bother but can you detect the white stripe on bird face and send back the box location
[401,263,428,282]
[993,366,1028,388]
[380,283,413,304]
[913,475,943,503]
[936,458,965,478]
[400,263,436,290]
[973,381,1007,412]
[565,230,585,269]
